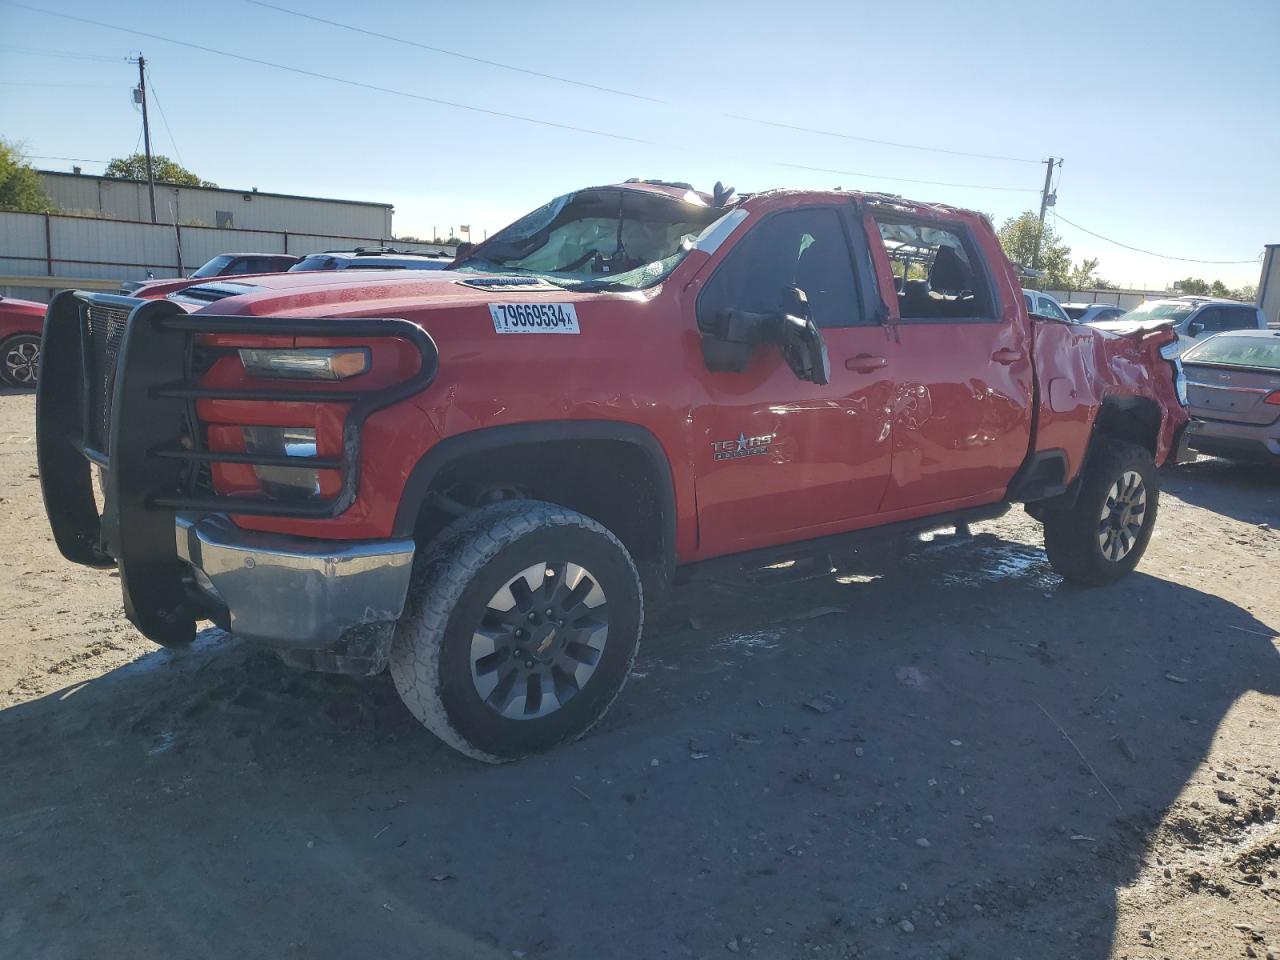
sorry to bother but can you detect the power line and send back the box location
[1,2,652,146]
[773,160,1034,193]
[25,154,112,162]
[0,43,125,62]
[3,1,1037,196]
[1052,212,1260,265]
[146,76,185,167]
[244,0,664,104]
[0,80,124,88]
[722,113,1039,164]
[248,0,1042,165]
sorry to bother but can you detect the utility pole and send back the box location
[133,54,157,224]
[1032,156,1061,273]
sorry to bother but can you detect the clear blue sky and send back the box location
[2,0,1276,289]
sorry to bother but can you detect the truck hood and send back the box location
[171,269,629,318]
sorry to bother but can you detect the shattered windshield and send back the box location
[452,188,727,291]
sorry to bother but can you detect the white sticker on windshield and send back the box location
[490,302,580,335]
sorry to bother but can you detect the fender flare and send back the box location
[392,419,679,587]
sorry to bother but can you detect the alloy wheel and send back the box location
[469,561,609,720]
[4,339,39,386]
[1098,470,1147,562]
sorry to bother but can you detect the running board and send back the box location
[678,504,1008,588]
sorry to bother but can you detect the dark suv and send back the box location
[120,253,301,294]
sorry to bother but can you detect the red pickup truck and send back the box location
[36,180,1189,761]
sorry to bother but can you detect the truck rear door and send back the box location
[864,211,1034,512]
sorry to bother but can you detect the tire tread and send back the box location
[390,501,642,763]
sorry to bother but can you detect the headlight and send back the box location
[242,426,320,499]
[239,347,370,380]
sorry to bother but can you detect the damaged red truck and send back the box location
[36,181,1189,761]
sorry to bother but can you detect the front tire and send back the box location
[1043,438,1159,585]
[1,334,41,388]
[390,501,643,762]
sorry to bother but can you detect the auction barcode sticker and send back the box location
[489,303,580,335]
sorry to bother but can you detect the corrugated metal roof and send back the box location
[38,170,393,209]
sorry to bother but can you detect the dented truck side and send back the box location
[35,182,1189,760]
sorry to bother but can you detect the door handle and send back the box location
[992,348,1024,365]
[846,353,887,373]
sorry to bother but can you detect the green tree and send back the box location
[1171,277,1258,301]
[0,138,52,212]
[1067,257,1104,290]
[1173,277,1211,295]
[104,153,216,188]
[997,211,1071,287]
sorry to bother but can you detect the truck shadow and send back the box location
[1,533,1277,959]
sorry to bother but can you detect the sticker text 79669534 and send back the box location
[489,303,581,335]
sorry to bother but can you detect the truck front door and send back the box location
[687,204,895,557]
[866,213,1034,512]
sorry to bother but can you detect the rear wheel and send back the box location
[1043,439,1159,585]
[1,334,40,388]
[390,501,643,762]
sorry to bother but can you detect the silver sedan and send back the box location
[1182,329,1280,462]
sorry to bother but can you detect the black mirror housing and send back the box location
[700,308,782,373]
[780,311,831,386]
[699,286,830,385]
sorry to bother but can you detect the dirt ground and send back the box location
[1,387,1278,960]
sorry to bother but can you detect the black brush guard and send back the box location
[36,291,438,646]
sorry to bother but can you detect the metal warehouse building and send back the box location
[1,173,450,302]
[38,170,394,236]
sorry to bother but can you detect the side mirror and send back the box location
[699,308,781,373]
[699,287,830,385]
[778,288,830,385]
[1186,321,1204,337]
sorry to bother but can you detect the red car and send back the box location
[0,296,46,388]
[36,180,1190,761]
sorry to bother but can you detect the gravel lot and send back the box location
[1,387,1278,960]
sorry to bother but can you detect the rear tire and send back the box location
[1043,439,1159,586]
[1,334,40,388]
[390,501,643,762]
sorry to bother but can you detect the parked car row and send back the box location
[121,247,452,298]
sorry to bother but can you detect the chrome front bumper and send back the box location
[175,514,415,649]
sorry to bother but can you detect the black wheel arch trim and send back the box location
[1027,396,1164,517]
[393,419,679,591]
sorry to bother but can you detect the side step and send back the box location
[678,504,1006,588]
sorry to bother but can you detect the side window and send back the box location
[697,207,866,329]
[1224,307,1258,331]
[1100,308,1125,321]
[1194,308,1223,332]
[875,219,995,321]
[1023,293,1035,314]
[1037,296,1069,322]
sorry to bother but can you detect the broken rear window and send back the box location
[453,188,727,291]
[874,219,995,321]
